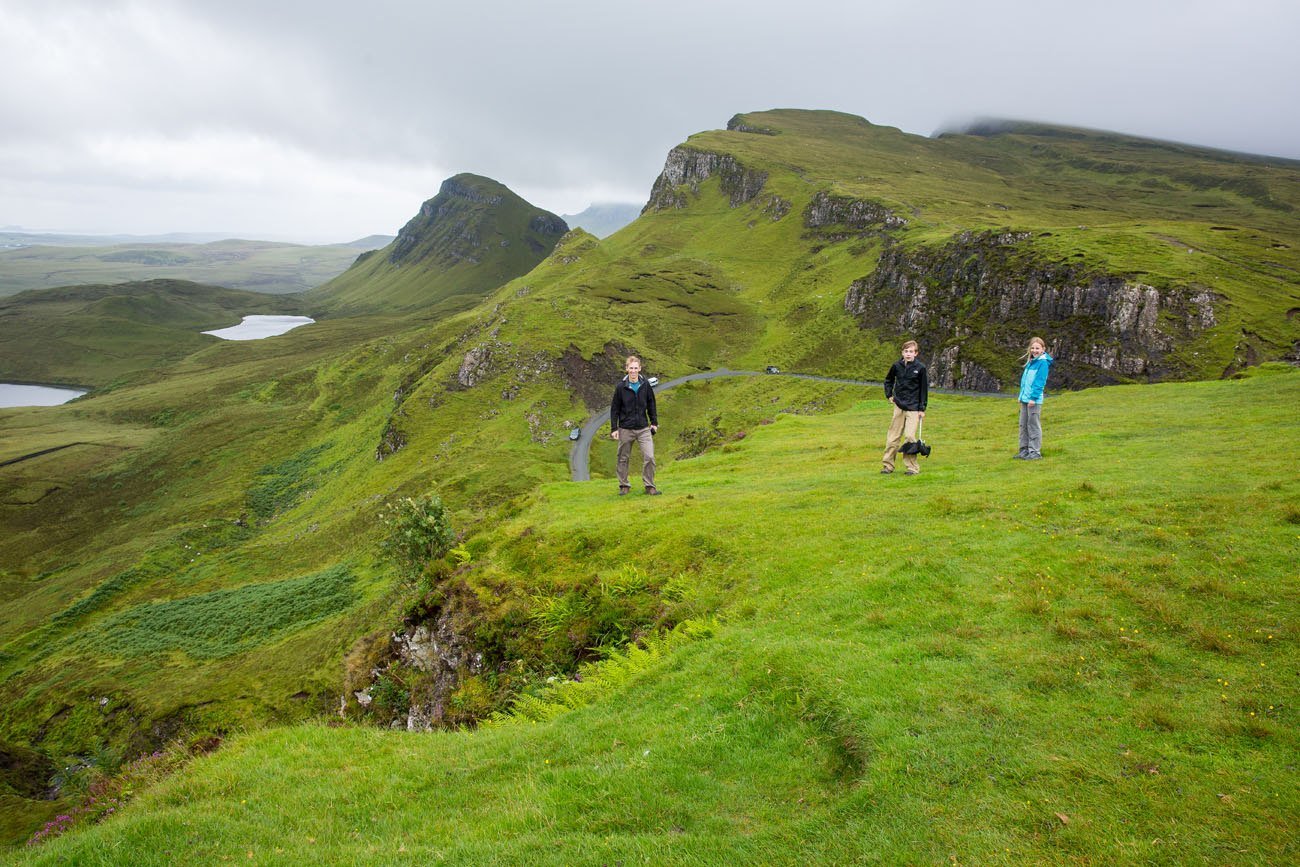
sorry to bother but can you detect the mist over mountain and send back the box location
[559,203,642,238]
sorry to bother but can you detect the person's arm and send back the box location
[918,366,928,416]
[884,362,897,403]
[609,388,620,439]
[647,381,658,431]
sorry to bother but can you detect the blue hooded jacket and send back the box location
[1018,353,1053,403]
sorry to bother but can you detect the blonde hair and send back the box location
[625,355,642,368]
[1020,336,1047,362]
[901,340,919,352]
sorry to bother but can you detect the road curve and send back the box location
[568,369,1010,482]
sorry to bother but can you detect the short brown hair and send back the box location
[625,355,642,367]
[901,340,919,352]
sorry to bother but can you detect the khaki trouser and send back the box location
[616,427,656,489]
[882,405,921,473]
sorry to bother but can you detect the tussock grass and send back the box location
[88,565,356,660]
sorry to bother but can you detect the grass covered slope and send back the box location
[0,238,380,298]
[0,279,303,387]
[308,174,568,315]
[637,109,1300,385]
[20,369,1299,864]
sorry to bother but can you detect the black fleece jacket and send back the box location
[884,359,928,411]
[610,377,658,430]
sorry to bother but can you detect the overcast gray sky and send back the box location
[3,0,1298,243]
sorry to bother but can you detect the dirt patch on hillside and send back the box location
[559,341,636,410]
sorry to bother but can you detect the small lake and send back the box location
[0,384,88,408]
[202,315,315,341]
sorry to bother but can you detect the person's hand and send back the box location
[1027,400,1036,406]
[609,430,619,440]
[918,411,925,418]
[650,425,658,434]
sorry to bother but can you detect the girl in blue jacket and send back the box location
[1015,336,1053,460]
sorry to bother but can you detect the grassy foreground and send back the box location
[14,367,1298,864]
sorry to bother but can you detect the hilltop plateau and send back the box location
[1,110,1297,858]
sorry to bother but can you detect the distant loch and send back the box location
[0,383,88,408]
[202,315,315,341]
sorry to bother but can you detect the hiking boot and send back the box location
[880,468,893,474]
[1024,453,1042,461]
[618,486,630,496]
[645,486,661,495]
[904,470,920,476]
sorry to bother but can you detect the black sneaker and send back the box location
[880,468,893,474]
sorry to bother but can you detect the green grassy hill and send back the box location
[0,239,383,298]
[2,110,1299,856]
[0,280,303,387]
[12,368,1299,864]
[307,174,569,315]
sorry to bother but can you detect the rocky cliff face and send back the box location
[845,231,1219,390]
[390,176,504,266]
[804,191,908,237]
[643,146,768,213]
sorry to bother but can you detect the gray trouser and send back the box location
[1019,401,1042,456]
[616,427,656,488]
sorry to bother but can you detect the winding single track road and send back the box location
[568,369,1010,482]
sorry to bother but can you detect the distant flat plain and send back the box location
[0,235,392,296]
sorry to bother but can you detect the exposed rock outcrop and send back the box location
[727,114,779,135]
[375,419,408,461]
[529,214,568,236]
[845,231,1219,389]
[457,345,495,388]
[392,598,486,731]
[805,191,908,233]
[347,581,490,732]
[643,146,768,213]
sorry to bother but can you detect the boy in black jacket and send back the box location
[609,355,660,495]
[881,340,928,476]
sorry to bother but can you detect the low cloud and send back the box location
[3,0,1298,241]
